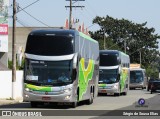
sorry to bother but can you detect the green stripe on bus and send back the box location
[79,32,98,43]
[120,68,128,92]
[25,84,52,92]
[98,84,107,87]
[78,58,95,101]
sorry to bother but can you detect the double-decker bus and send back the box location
[23,29,99,108]
[129,64,147,90]
[98,50,130,96]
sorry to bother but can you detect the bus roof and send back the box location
[130,68,145,71]
[79,32,98,43]
[130,64,141,69]
[29,29,98,44]
[100,50,129,57]
[100,50,119,54]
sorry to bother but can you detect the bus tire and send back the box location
[71,102,77,108]
[30,101,38,108]
[114,93,120,96]
[122,91,127,95]
[86,93,93,105]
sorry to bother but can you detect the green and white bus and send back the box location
[98,50,130,96]
[23,29,99,108]
[130,64,147,90]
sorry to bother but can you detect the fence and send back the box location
[0,70,23,100]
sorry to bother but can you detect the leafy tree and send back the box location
[90,15,160,78]
[90,15,160,69]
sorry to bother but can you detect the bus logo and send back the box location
[138,98,145,105]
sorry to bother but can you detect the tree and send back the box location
[90,15,160,69]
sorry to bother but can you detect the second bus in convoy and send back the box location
[23,29,99,108]
[129,64,147,90]
[98,50,130,96]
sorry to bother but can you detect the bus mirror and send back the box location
[117,74,120,81]
[118,59,121,64]
[73,53,78,69]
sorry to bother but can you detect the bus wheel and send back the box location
[114,93,120,96]
[86,93,93,105]
[71,102,77,108]
[30,101,38,108]
[122,91,127,95]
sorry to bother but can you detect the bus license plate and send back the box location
[42,97,51,100]
[101,90,107,93]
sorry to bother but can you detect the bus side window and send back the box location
[72,69,77,80]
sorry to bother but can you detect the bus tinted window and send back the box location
[100,54,119,66]
[25,35,74,56]
[130,70,143,83]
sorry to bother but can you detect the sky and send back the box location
[9,0,160,46]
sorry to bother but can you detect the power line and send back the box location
[16,0,40,13]
[85,0,98,16]
[16,18,32,27]
[17,6,50,27]
[16,19,26,27]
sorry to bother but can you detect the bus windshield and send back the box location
[24,59,73,86]
[99,69,118,84]
[130,70,143,83]
[25,35,74,56]
[100,53,119,66]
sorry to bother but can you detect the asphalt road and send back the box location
[1,89,160,119]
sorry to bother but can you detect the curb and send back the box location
[0,99,20,106]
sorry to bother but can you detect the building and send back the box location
[0,0,9,70]
[8,27,57,60]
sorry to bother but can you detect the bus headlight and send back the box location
[140,82,144,85]
[65,95,71,100]
[113,84,118,88]
[64,88,72,93]
[25,88,32,92]
[25,88,29,91]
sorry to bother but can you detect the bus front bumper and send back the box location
[98,88,119,95]
[129,83,144,88]
[23,90,76,103]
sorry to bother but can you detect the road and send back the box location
[0,89,159,110]
[0,89,160,119]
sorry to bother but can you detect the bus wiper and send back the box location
[57,80,68,85]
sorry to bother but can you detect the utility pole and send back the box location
[69,0,72,29]
[65,0,85,29]
[103,30,106,49]
[12,0,16,99]
[124,39,126,53]
[140,50,141,67]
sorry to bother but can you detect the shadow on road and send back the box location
[89,94,160,119]
[98,93,127,97]
[0,100,89,109]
